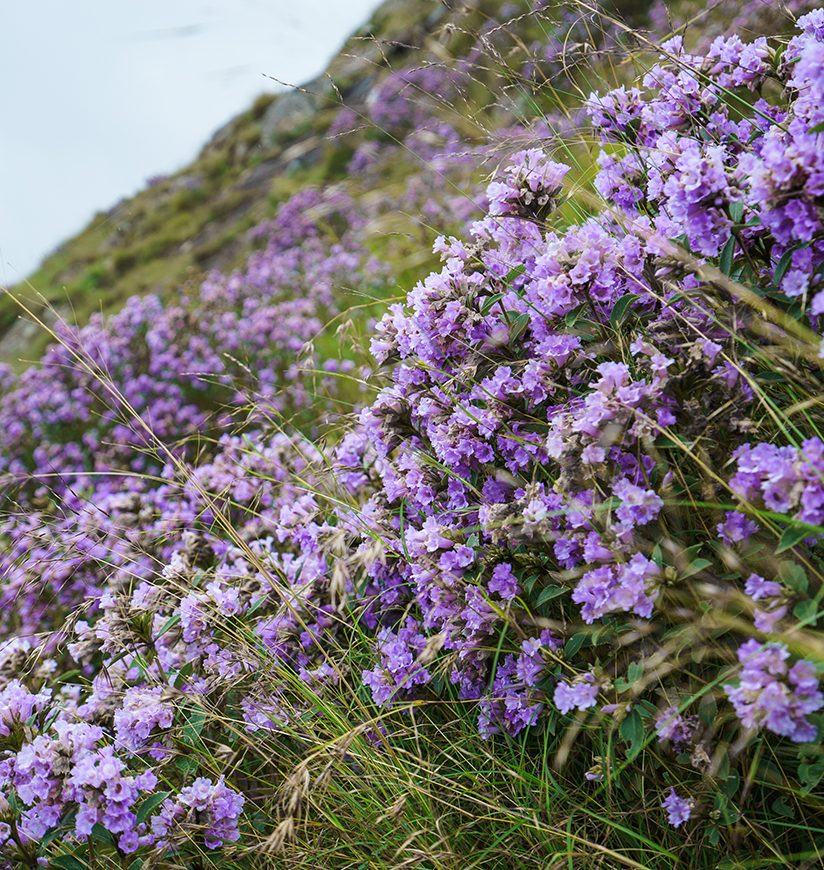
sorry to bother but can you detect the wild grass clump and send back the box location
[1,2,823,867]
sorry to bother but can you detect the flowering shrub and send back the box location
[0,186,386,503]
[1,3,823,867]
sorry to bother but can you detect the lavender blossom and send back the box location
[662,788,693,828]
[725,641,823,742]
[554,673,600,714]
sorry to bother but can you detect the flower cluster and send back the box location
[724,641,823,742]
[662,788,693,828]
[113,687,174,754]
[487,148,570,220]
[0,185,384,507]
[0,681,51,739]
[588,14,824,314]
[362,619,433,706]
[655,707,698,750]
[729,438,824,530]
[478,631,559,738]
[151,777,244,851]
[553,673,599,714]
[0,6,823,863]
[1,717,159,853]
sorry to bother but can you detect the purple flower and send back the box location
[0,681,51,738]
[362,619,432,706]
[662,788,693,828]
[554,673,599,714]
[151,777,244,850]
[717,511,758,545]
[724,641,823,742]
[573,554,659,623]
[113,686,173,753]
[1,16,823,854]
[613,478,664,531]
[488,563,520,600]
[478,631,558,738]
[655,706,697,749]
[488,149,570,220]
[729,440,824,529]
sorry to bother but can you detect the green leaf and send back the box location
[180,703,206,747]
[536,585,567,606]
[773,246,798,286]
[729,202,744,223]
[41,825,65,847]
[699,694,717,728]
[778,561,808,593]
[719,236,736,276]
[627,662,644,683]
[637,699,657,718]
[504,264,526,284]
[772,796,795,818]
[154,613,180,641]
[799,759,824,792]
[722,771,740,798]
[480,292,504,315]
[136,790,171,824]
[523,574,539,595]
[563,303,586,327]
[656,433,694,449]
[509,312,530,342]
[810,120,824,134]
[246,595,268,617]
[793,599,818,625]
[619,709,642,742]
[619,708,644,757]
[776,524,810,554]
[173,660,195,688]
[564,633,588,659]
[682,558,712,578]
[714,792,739,826]
[176,755,199,776]
[681,543,703,561]
[90,823,116,845]
[715,748,730,781]
[609,293,639,328]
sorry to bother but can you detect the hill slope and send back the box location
[0,0,469,362]
[1,0,800,364]
[1,1,823,868]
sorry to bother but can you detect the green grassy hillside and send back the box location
[0,0,455,363]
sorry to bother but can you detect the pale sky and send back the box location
[0,0,381,282]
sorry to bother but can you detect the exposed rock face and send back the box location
[0,303,69,360]
[261,90,318,144]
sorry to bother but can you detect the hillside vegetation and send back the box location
[1,1,823,868]
[0,0,476,363]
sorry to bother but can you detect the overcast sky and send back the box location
[0,0,381,283]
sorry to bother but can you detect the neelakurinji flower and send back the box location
[662,788,693,828]
[724,641,823,742]
[0,9,823,863]
[553,673,599,714]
